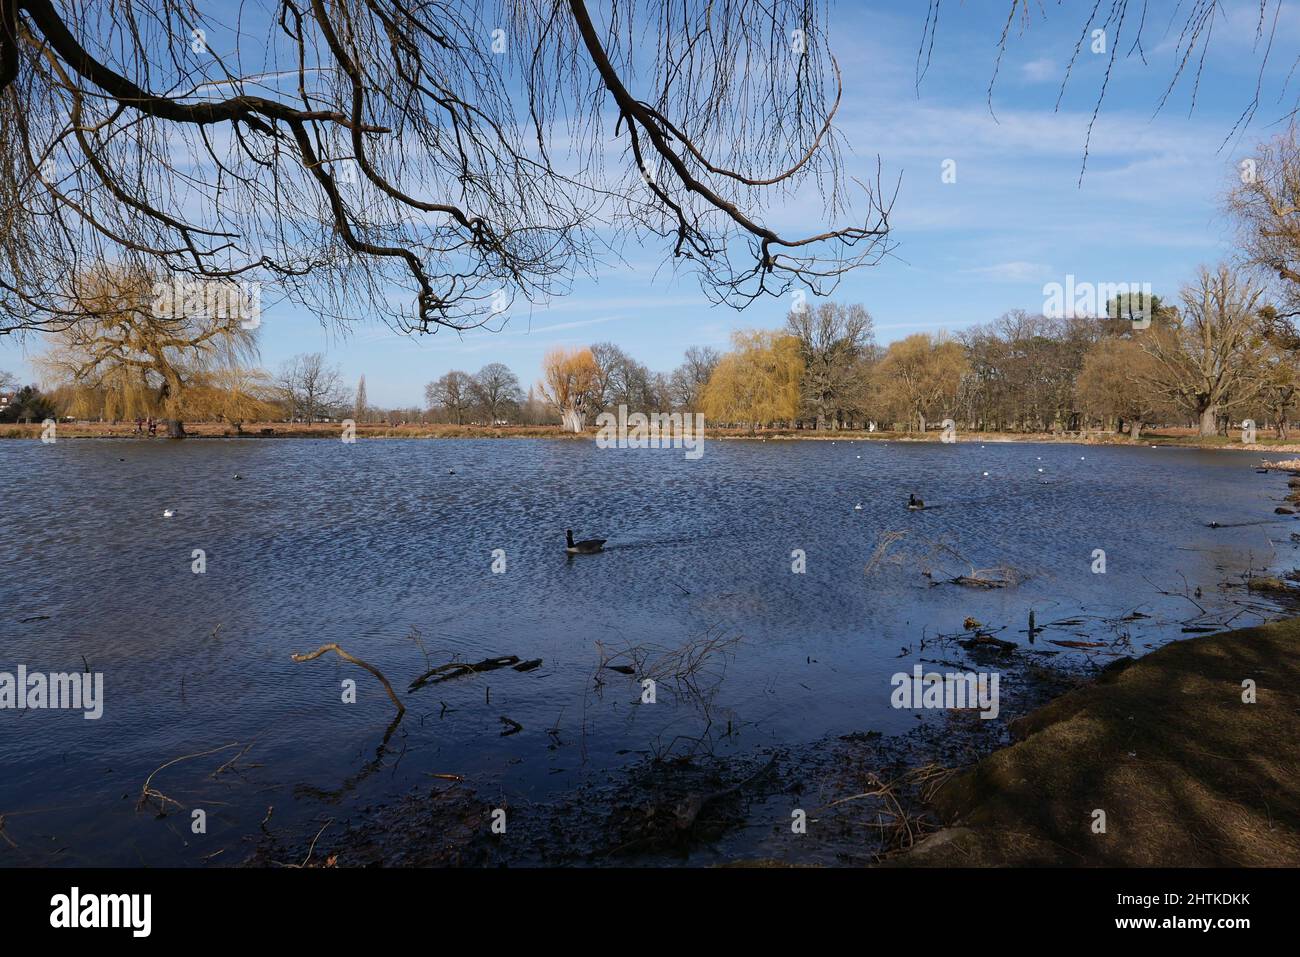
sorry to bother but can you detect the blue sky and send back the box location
[4,0,1297,407]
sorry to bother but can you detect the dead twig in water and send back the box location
[282,818,334,868]
[864,530,908,576]
[291,643,405,716]
[138,742,243,815]
[210,741,258,779]
[499,716,523,736]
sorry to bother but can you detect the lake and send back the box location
[1,437,1295,865]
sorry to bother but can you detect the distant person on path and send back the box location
[147,418,157,437]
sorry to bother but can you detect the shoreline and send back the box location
[898,616,1300,866]
[5,420,1300,454]
[302,616,1300,867]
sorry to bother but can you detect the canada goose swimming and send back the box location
[908,493,925,510]
[566,529,606,554]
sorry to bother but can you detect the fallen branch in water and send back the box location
[674,752,779,832]
[408,655,523,690]
[291,643,405,715]
[958,633,1018,653]
[952,566,1020,588]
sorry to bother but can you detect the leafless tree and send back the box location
[353,374,368,422]
[785,300,873,428]
[669,344,720,409]
[1228,124,1300,344]
[469,361,522,422]
[1140,264,1265,436]
[425,369,473,424]
[0,0,891,340]
[277,352,346,422]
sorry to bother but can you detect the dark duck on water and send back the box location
[566,529,607,554]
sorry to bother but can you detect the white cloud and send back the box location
[960,261,1055,283]
[1022,57,1057,83]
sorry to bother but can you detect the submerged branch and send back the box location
[291,642,405,716]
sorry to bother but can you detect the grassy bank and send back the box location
[901,617,1300,866]
[5,419,1300,454]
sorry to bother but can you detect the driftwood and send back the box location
[291,643,405,715]
[673,753,779,832]
[408,655,523,690]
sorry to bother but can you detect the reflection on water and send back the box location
[1,437,1295,864]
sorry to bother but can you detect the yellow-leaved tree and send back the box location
[39,266,263,437]
[700,330,804,431]
[873,333,968,433]
[538,346,599,432]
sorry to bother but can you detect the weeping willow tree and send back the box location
[538,346,599,432]
[700,330,804,431]
[185,367,280,433]
[38,266,261,436]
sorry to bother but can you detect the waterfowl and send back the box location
[566,529,606,554]
[908,494,925,510]
[854,503,863,511]
[163,509,175,518]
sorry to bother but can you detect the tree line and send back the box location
[9,124,1300,438]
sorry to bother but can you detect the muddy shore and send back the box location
[902,617,1300,866]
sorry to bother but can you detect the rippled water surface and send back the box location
[1,437,1295,864]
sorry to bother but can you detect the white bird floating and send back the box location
[983,471,989,477]
[1037,468,1044,473]
[854,503,863,511]
[163,509,175,518]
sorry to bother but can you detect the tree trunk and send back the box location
[1128,420,1143,442]
[1198,405,1217,437]
[166,419,186,439]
